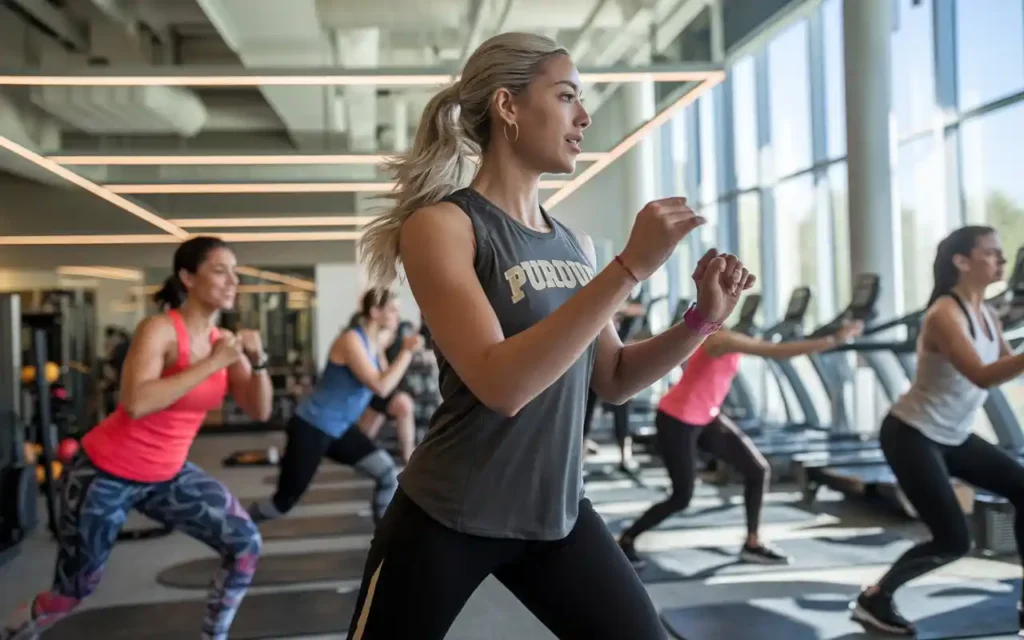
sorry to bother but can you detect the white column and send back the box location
[393,97,409,152]
[620,80,658,242]
[843,0,902,318]
[313,263,364,371]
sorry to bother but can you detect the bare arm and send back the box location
[225,330,274,422]
[705,330,836,360]
[996,315,1016,357]
[333,330,413,397]
[401,204,636,417]
[119,316,227,419]
[583,234,706,404]
[925,299,1024,388]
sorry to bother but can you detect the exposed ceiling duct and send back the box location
[29,85,208,136]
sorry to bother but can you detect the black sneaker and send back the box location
[618,538,647,570]
[850,589,915,635]
[739,542,792,565]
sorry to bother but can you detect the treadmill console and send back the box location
[849,273,881,320]
[1011,246,1023,297]
[670,297,692,325]
[739,294,761,323]
[784,287,812,322]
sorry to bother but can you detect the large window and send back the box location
[732,56,759,190]
[897,136,947,312]
[737,192,762,296]
[698,94,718,205]
[767,19,812,177]
[961,101,1024,257]
[774,174,820,326]
[891,0,936,136]
[827,162,852,307]
[955,0,1024,112]
[822,0,846,159]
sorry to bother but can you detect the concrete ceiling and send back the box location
[0,0,807,267]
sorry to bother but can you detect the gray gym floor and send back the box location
[0,432,1018,639]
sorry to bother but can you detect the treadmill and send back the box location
[802,248,1024,513]
[746,276,883,460]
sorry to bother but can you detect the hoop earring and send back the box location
[503,121,519,144]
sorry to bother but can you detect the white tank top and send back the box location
[890,299,1001,446]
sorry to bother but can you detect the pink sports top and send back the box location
[82,310,228,482]
[658,344,742,426]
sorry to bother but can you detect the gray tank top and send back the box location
[890,297,1001,446]
[397,187,598,540]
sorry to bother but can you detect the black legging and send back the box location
[582,390,631,446]
[346,488,666,639]
[874,414,1024,597]
[622,411,769,540]
[248,416,398,524]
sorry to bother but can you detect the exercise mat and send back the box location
[637,530,913,584]
[158,549,369,588]
[661,578,1021,640]
[258,513,374,540]
[46,589,356,640]
[241,484,370,506]
[262,467,362,485]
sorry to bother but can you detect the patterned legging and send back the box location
[4,454,261,640]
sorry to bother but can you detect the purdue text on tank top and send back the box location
[398,188,598,540]
[82,310,228,483]
[295,327,378,438]
[658,345,742,425]
[890,304,1001,446]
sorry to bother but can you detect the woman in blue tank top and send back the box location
[852,226,1024,636]
[248,289,423,525]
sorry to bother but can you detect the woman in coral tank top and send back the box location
[1,236,274,640]
[616,305,861,570]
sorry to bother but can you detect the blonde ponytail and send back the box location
[357,32,569,288]
[359,83,475,287]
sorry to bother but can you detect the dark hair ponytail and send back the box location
[153,274,187,309]
[926,225,997,308]
[360,288,395,318]
[153,235,231,310]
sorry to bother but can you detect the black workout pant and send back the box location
[268,416,396,521]
[583,390,632,446]
[347,488,666,639]
[622,411,769,540]
[875,414,1024,597]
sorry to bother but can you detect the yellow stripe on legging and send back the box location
[351,559,384,639]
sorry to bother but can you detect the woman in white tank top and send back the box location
[852,226,1024,636]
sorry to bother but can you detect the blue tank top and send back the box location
[295,326,378,438]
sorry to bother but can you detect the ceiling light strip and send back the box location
[105,180,568,194]
[235,266,315,291]
[0,136,188,238]
[543,74,725,209]
[169,216,376,228]
[48,152,609,165]
[0,231,363,245]
[0,68,719,88]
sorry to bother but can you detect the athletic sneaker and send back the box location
[850,589,915,635]
[0,602,39,640]
[618,538,647,570]
[739,542,792,565]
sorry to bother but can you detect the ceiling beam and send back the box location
[0,61,726,87]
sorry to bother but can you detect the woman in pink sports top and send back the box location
[617,302,861,570]
[1,237,274,640]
